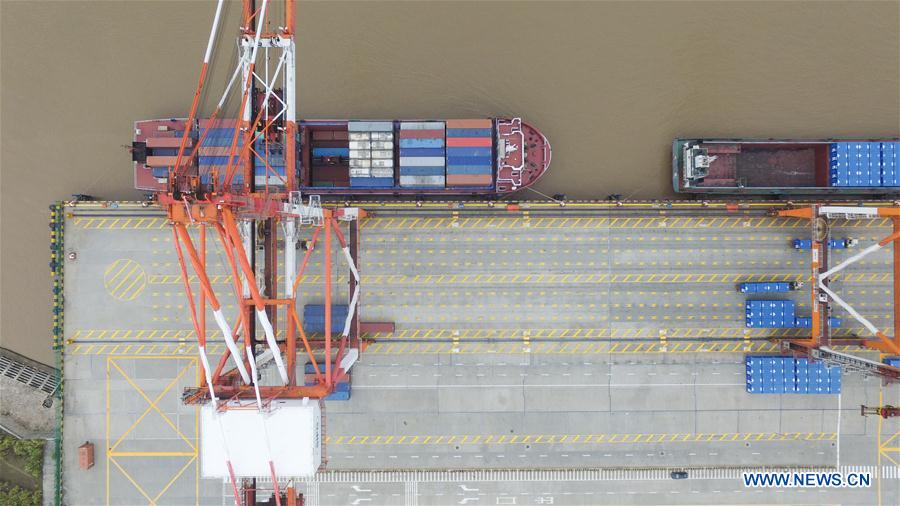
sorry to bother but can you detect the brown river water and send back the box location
[2,1,898,364]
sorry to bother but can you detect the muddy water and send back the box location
[2,1,898,364]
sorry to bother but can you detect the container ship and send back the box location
[674,138,900,195]
[133,117,551,196]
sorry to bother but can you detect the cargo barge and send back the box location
[674,138,900,195]
[133,117,551,196]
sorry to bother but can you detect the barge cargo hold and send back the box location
[674,138,900,195]
[133,117,551,196]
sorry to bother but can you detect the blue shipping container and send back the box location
[399,138,444,149]
[399,148,445,157]
[447,147,492,157]
[312,147,350,157]
[350,177,395,188]
[447,156,493,166]
[446,128,492,138]
[199,156,241,166]
[398,166,445,176]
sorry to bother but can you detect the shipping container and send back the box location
[447,137,492,147]
[446,165,493,174]
[348,121,393,132]
[399,175,445,187]
[446,119,492,129]
[447,147,492,158]
[399,156,445,167]
[399,166,445,176]
[399,138,444,148]
[370,168,395,178]
[399,148,446,157]
[400,121,445,130]
[349,177,394,188]
[446,173,492,186]
[398,129,446,140]
[447,128,492,138]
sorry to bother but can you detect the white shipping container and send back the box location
[349,132,371,141]
[349,159,372,168]
[400,121,445,130]
[399,156,444,166]
[348,121,394,132]
[371,159,394,168]
[349,149,371,158]
[371,141,393,150]
[349,168,371,177]
[371,150,394,159]
[371,132,393,141]
[371,168,395,177]
[400,175,445,186]
[349,141,371,150]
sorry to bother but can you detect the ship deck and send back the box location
[56,201,900,505]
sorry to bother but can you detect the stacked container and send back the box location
[793,317,842,328]
[739,282,793,293]
[348,121,394,188]
[399,121,446,188]
[199,119,244,186]
[745,300,795,328]
[884,142,899,186]
[884,357,900,368]
[445,119,493,187]
[829,141,900,187]
[253,136,285,189]
[745,356,841,394]
[302,304,350,334]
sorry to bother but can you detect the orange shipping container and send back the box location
[447,174,492,186]
[447,137,492,147]
[446,119,492,129]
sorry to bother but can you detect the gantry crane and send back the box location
[775,205,900,381]
[157,1,364,503]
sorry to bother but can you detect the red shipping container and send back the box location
[78,442,94,470]
[446,119,492,129]
[360,322,395,333]
[447,137,492,147]
[332,130,350,140]
[312,130,334,140]
[146,137,193,148]
[399,129,445,139]
[447,174,492,186]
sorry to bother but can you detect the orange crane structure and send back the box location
[155,0,364,503]
[776,205,900,381]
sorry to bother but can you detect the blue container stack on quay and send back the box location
[302,304,350,334]
[303,362,351,401]
[829,141,900,187]
[745,356,842,394]
[793,317,842,328]
[253,137,285,189]
[198,119,244,186]
[399,121,446,188]
[739,282,793,293]
[348,121,395,188]
[745,300,795,328]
